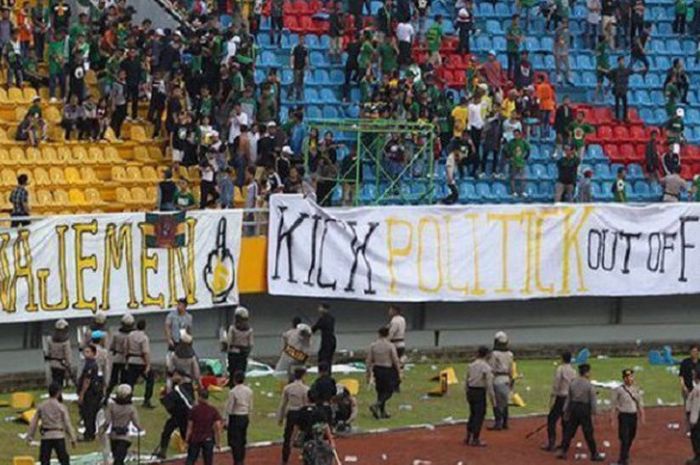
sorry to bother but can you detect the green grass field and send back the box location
[0,357,682,463]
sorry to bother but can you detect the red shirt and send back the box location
[188,402,221,444]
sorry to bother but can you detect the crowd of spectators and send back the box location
[0,0,698,210]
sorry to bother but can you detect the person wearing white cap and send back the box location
[456,7,473,54]
[106,314,134,399]
[487,331,514,431]
[275,321,313,382]
[226,306,254,386]
[167,331,200,398]
[44,319,73,388]
[100,384,141,465]
[82,310,110,353]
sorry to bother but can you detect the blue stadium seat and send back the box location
[311,52,328,67]
[683,40,696,55]
[460,181,478,203]
[476,182,496,202]
[220,14,233,28]
[525,37,539,52]
[531,163,548,180]
[539,182,554,200]
[282,33,298,48]
[633,180,651,200]
[320,88,338,103]
[577,55,594,70]
[320,35,331,48]
[254,69,265,85]
[525,182,541,200]
[629,74,644,89]
[281,69,294,85]
[313,69,329,85]
[544,54,555,70]
[636,90,651,106]
[492,183,510,202]
[627,163,644,180]
[479,2,495,16]
[587,145,604,160]
[593,182,614,201]
[582,72,596,87]
[362,164,376,182]
[346,105,360,119]
[658,22,673,35]
[667,39,682,55]
[687,109,700,124]
[639,108,653,123]
[261,51,277,67]
[306,105,322,119]
[330,69,345,85]
[476,36,492,52]
[307,35,320,49]
[323,106,340,119]
[495,2,511,16]
[486,20,502,34]
[258,34,271,47]
[359,184,377,204]
[595,164,613,181]
[493,36,507,51]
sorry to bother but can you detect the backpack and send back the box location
[302,438,335,465]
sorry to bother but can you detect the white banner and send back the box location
[268,194,700,302]
[0,210,242,323]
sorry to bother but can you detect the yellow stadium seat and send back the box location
[56,146,71,164]
[68,188,87,206]
[85,188,105,206]
[9,147,23,165]
[36,190,55,207]
[1,169,16,187]
[33,168,50,186]
[0,88,8,104]
[65,167,86,185]
[8,87,25,104]
[111,166,127,182]
[146,186,158,203]
[80,167,98,183]
[0,149,9,165]
[0,129,9,144]
[21,147,39,166]
[176,165,189,180]
[10,392,34,410]
[131,187,147,204]
[130,125,148,142]
[14,106,27,122]
[0,192,10,210]
[41,147,57,164]
[233,187,245,208]
[104,146,124,164]
[49,167,67,186]
[49,126,65,143]
[142,166,159,182]
[71,146,87,164]
[22,87,37,102]
[188,166,201,181]
[431,367,459,385]
[87,147,103,164]
[338,379,360,396]
[115,187,135,207]
[53,189,69,206]
[13,456,35,465]
[126,166,143,183]
[148,147,165,162]
[172,431,187,453]
[133,146,150,162]
[19,409,36,424]
[44,105,61,124]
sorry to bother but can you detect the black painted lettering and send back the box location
[344,221,379,295]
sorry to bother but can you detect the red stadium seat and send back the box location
[293,0,311,14]
[597,125,613,142]
[630,126,646,141]
[591,107,613,124]
[613,126,631,142]
[681,164,693,180]
[446,54,463,70]
[285,15,301,32]
[604,144,624,163]
[619,144,637,162]
[283,0,294,13]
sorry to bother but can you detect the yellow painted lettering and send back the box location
[101,223,138,310]
[72,221,98,311]
[37,225,69,311]
[487,213,523,294]
[12,229,37,312]
[386,218,413,294]
[417,216,443,293]
[560,206,594,294]
[466,214,485,296]
[0,233,11,311]
[138,223,165,307]
[167,218,197,306]
[444,215,468,295]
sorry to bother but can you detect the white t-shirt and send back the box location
[587,0,601,24]
[446,152,457,184]
[502,119,522,142]
[396,22,415,43]
[468,102,486,130]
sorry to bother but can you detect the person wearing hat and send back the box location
[487,331,514,431]
[226,306,254,387]
[167,331,200,398]
[165,298,193,351]
[99,384,141,465]
[275,322,313,382]
[610,369,644,465]
[27,382,77,465]
[107,314,134,399]
[124,319,155,409]
[456,7,473,54]
[91,330,111,397]
[366,326,402,420]
[81,310,109,352]
[78,344,104,442]
[277,145,293,184]
[557,364,605,461]
[44,319,73,388]
[660,164,687,202]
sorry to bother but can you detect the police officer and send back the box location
[332,384,358,433]
[387,304,406,359]
[466,346,494,447]
[156,369,193,459]
[278,367,310,464]
[107,314,134,399]
[124,319,155,408]
[44,319,73,388]
[543,351,577,451]
[275,323,313,382]
[27,383,77,465]
[82,311,110,351]
[488,331,514,431]
[167,331,200,398]
[225,371,254,465]
[91,330,111,398]
[557,364,605,461]
[366,326,401,420]
[312,303,337,370]
[77,344,104,442]
[610,369,644,465]
[100,384,141,465]
[226,306,254,386]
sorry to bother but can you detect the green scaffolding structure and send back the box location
[303,119,436,206]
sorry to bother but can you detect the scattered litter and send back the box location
[525,386,531,391]
[431,365,438,371]
[657,398,665,405]
[307,363,366,375]
[266,392,274,398]
[592,380,622,389]
[412,461,432,465]
[457,462,464,465]
[399,404,413,411]
[424,424,435,431]
[381,454,388,460]
[596,399,602,405]
[254,382,261,387]
[603,440,611,448]
[635,339,642,346]
[420,355,429,362]
[266,413,277,418]
[576,441,583,449]
[246,360,276,378]
[599,453,606,459]
[596,355,609,360]
[17,433,39,446]
[344,456,358,463]
[633,365,644,372]
[420,395,431,400]
[667,422,681,430]
[442,416,454,422]
[603,399,611,406]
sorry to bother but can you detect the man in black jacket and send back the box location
[554,96,573,157]
[120,48,142,120]
[312,303,337,370]
[607,56,636,122]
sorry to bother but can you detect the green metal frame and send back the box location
[303,119,436,206]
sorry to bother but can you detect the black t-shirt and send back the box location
[602,0,617,16]
[292,45,308,70]
[310,376,337,404]
[257,135,275,167]
[159,180,177,207]
[680,357,699,391]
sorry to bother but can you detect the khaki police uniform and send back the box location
[366,337,400,418]
[45,338,72,388]
[559,377,600,458]
[466,358,494,444]
[107,329,130,396]
[488,349,513,429]
[124,329,154,405]
[27,397,77,465]
[387,315,406,358]
[545,362,577,449]
[226,383,254,465]
[101,401,140,465]
[278,379,310,463]
[612,382,643,465]
[227,324,254,384]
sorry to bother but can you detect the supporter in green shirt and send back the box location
[613,168,627,202]
[426,16,443,54]
[692,175,700,201]
[506,14,523,77]
[506,132,530,169]
[175,180,197,211]
[358,35,375,70]
[566,111,594,156]
[377,37,398,76]
[665,77,680,117]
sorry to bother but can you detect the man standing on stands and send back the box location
[557,364,605,461]
[10,173,30,227]
[542,351,576,451]
[610,369,644,465]
[465,346,494,447]
[554,19,573,86]
[554,96,574,158]
[343,34,361,102]
[506,14,523,79]
[225,372,254,465]
[120,47,142,120]
[396,18,415,68]
[456,7,472,54]
[312,303,337,370]
[607,56,635,122]
[366,327,401,420]
[110,69,128,139]
[290,35,308,101]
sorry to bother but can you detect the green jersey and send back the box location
[595,41,610,71]
[175,191,196,209]
[567,121,594,149]
[358,41,375,69]
[506,138,530,168]
[425,24,443,53]
[693,178,700,201]
[47,39,65,75]
[676,0,688,15]
[377,42,398,74]
[665,83,680,116]
[613,178,627,203]
[506,25,522,53]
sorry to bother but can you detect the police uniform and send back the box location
[545,362,577,449]
[27,396,77,465]
[101,397,140,465]
[366,336,400,419]
[167,342,200,398]
[278,379,310,463]
[558,376,601,460]
[687,384,700,464]
[45,334,72,388]
[107,317,133,397]
[124,328,154,406]
[488,348,513,430]
[275,325,312,382]
[611,371,643,465]
[227,321,254,384]
[387,314,406,358]
[466,357,494,445]
[157,377,193,459]
[78,356,103,441]
[226,382,254,465]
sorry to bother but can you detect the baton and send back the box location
[524,422,548,439]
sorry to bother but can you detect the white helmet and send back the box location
[94,311,107,324]
[235,306,250,319]
[180,332,193,344]
[494,331,509,344]
[297,323,312,336]
[55,319,69,330]
[121,314,135,326]
[116,384,132,399]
